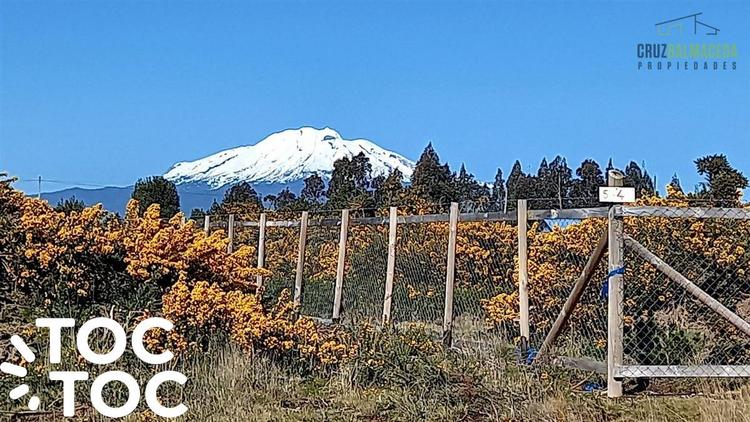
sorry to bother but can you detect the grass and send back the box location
[167,344,750,422]
[4,324,750,422]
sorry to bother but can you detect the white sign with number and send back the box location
[599,187,636,203]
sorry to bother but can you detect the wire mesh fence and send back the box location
[392,220,448,327]
[453,220,518,345]
[342,222,388,323]
[202,202,750,387]
[621,207,750,377]
[527,215,609,363]
[260,219,299,306]
[299,212,340,319]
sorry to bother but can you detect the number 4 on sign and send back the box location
[599,187,636,203]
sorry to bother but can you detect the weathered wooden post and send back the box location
[442,202,459,347]
[382,206,398,325]
[255,213,267,292]
[294,211,309,306]
[607,170,625,398]
[332,209,350,322]
[517,199,530,348]
[203,215,210,234]
[227,214,235,254]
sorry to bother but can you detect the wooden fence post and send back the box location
[203,215,210,234]
[227,214,235,254]
[607,170,625,398]
[332,209,350,321]
[443,202,459,347]
[255,213,267,292]
[294,211,309,306]
[382,207,398,325]
[517,199,530,347]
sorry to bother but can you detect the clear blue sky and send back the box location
[2,0,749,194]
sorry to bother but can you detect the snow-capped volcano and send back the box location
[164,127,414,188]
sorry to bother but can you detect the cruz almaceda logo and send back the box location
[2,317,187,418]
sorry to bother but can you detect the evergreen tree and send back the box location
[273,188,299,211]
[606,158,614,175]
[210,182,263,217]
[131,176,180,218]
[300,173,327,204]
[55,196,86,214]
[505,161,526,211]
[374,169,405,207]
[624,161,655,197]
[571,159,605,207]
[490,168,506,212]
[409,143,457,204]
[189,208,206,220]
[693,154,748,205]
[327,153,373,209]
[667,173,684,198]
[455,164,488,207]
[222,182,262,208]
[536,156,572,209]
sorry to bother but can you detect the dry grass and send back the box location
[156,346,750,422]
[4,335,750,422]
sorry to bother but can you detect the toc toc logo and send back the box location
[2,317,187,418]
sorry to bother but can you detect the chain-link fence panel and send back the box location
[622,207,750,379]
[342,222,389,324]
[454,220,518,346]
[527,215,609,364]
[299,212,340,319]
[392,220,448,330]
[261,219,300,306]
[233,222,259,265]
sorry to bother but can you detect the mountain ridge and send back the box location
[41,127,415,213]
[164,126,414,188]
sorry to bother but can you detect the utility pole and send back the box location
[37,176,42,199]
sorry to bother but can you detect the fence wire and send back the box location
[453,220,518,346]
[299,212,340,319]
[392,220,448,328]
[341,222,388,323]
[622,207,750,378]
[261,221,299,306]
[527,216,609,363]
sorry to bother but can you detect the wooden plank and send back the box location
[618,206,750,220]
[294,211,309,306]
[459,211,516,222]
[237,206,608,229]
[332,209,350,321]
[615,365,750,379]
[255,213,267,291]
[528,207,610,220]
[555,356,607,374]
[537,231,608,359]
[266,220,301,228]
[203,215,210,234]
[517,200,530,342]
[442,203,459,347]
[382,207,398,325]
[607,170,625,398]
[227,214,235,254]
[624,235,750,337]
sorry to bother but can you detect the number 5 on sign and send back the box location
[599,187,636,203]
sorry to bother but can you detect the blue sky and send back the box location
[2,0,749,194]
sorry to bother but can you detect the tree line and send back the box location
[56,144,748,218]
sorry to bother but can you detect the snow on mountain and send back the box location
[164,127,414,188]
